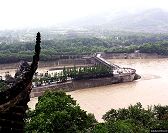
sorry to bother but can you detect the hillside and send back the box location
[70,8,168,33]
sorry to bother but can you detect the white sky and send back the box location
[0,0,168,30]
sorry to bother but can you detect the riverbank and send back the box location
[28,58,168,122]
[0,58,92,70]
[103,52,168,59]
[30,53,140,98]
[1,53,141,98]
[0,53,167,70]
[30,72,137,98]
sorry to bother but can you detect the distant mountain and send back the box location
[103,8,168,33]
[67,8,168,33]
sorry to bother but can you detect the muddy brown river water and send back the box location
[67,59,168,121]
[1,59,168,122]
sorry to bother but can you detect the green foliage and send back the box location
[139,43,168,55]
[0,80,8,92]
[2,32,168,63]
[90,120,148,133]
[98,103,168,133]
[90,123,108,133]
[152,105,168,129]
[32,66,113,87]
[105,120,136,133]
[108,42,168,55]
[60,67,68,82]
[25,91,97,133]
[68,65,113,80]
[103,103,153,128]
[25,92,168,133]
[153,105,168,120]
[0,37,108,63]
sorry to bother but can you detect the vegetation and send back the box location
[25,91,97,133]
[91,103,168,133]
[108,42,168,55]
[0,80,8,92]
[0,38,108,63]
[1,32,168,63]
[25,91,168,133]
[32,66,113,87]
[67,65,113,80]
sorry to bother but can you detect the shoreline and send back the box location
[103,52,168,59]
[30,53,140,98]
[28,58,168,122]
[0,53,168,70]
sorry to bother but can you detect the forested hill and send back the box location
[0,37,108,63]
[1,32,168,64]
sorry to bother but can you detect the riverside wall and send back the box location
[30,73,136,98]
[103,53,168,59]
[1,53,167,70]
[30,53,141,98]
[38,58,92,68]
[0,58,92,70]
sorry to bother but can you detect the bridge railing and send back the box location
[94,53,136,75]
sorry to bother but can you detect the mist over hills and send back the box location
[68,8,168,33]
[1,8,168,42]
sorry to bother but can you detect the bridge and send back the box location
[93,53,120,69]
[92,53,136,76]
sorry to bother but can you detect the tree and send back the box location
[99,103,168,132]
[0,81,8,92]
[25,91,97,133]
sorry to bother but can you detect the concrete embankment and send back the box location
[0,58,92,70]
[30,73,137,98]
[30,53,141,98]
[0,53,167,70]
[103,53,168,59]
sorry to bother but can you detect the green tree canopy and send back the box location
[25,91,97,133]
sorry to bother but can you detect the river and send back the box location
[67,59,168,122]
[2,59,168,122]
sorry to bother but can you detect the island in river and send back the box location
[0,53,167,122]
[27,58,168,122]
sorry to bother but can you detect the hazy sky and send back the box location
[0,0,168,30]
